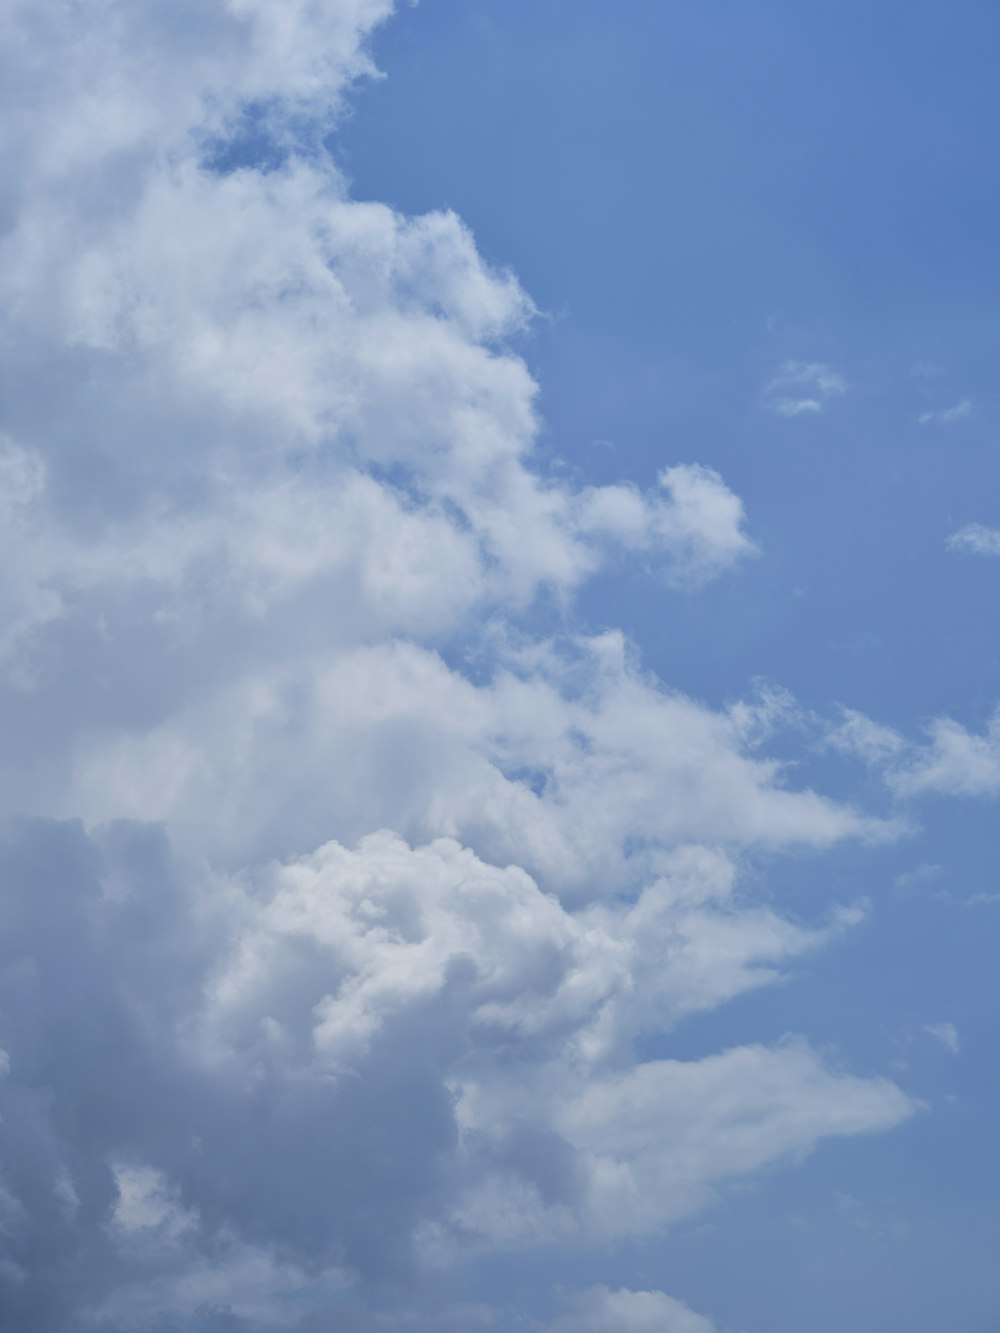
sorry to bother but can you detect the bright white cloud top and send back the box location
[0,3,994,1332]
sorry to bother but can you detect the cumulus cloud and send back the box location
[50,632,898,890]
[0,2,922,1329]
[947,523,1000,558]
[576,464,757,587]
[763,361,847,418]
[0,818,914,1331]
[0,123,752,682]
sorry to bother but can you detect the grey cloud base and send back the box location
[0,818,911,1331]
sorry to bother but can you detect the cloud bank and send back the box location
[0,3,919,1329]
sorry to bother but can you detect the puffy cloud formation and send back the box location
[0,819,911,1331]
[64,632,893,879]
[0,2,917,1330]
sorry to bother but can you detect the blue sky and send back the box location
[339,13,1000,1327]
[0,3,998,1331]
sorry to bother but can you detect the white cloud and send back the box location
[763,361,847,418]
[0,818,915,1328]
[924,1022,960,1055]
[827,707,906,766]
[891,710,1000,799]
[918,399,973,426]
[577,464,758,587]
[548,1285,717,1333]
[827,705,1000,800]
[65,635,895,881]
[0,162,755,684]
[439,1036,911,1252]
[200,831,862,1078]
[893,863,941,890]
[948,523,1000,558]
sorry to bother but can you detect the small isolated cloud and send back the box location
[947,524,1000,558]
[575,463,758,588]
[548,1285,717,1333]
[918,399,973,426]
[763,361,847,418]
[924,1022,960,1055]
[893,863,941,890]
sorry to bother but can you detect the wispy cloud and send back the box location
[575,463,758,588]
[918,398,973,426]
[763,361,847,418]
[828,705,1000,800]
[827,708,906,766]
[894,863,942,890]
[924,1022,960,1055]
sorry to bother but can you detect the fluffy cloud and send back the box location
[0,818,913,1331]
[826,707,907,767]
[763,361,847,418]
[892,710,1000,798]
[576,464,757,587]
[0,121,753,681]
[59,633,895,882]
